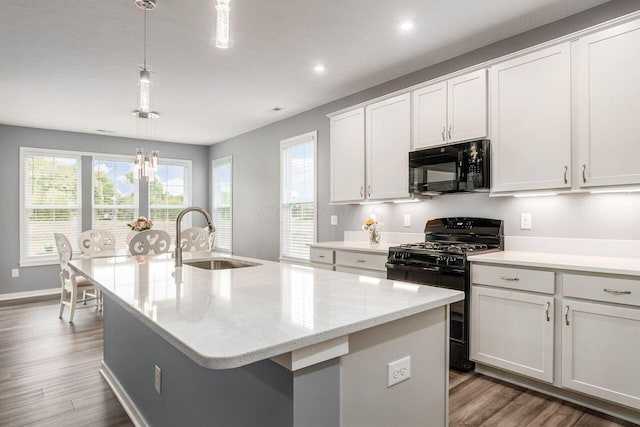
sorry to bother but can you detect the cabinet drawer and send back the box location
[472,264,555,294]
[563,274,640,307]
[335,251,387,272]
[310,248,334,265]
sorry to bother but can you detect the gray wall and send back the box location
[0,124,209,294]
[209,0,640,261]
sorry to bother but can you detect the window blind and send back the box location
[280,132,316,261]
[92,158,137,248]
[212,157,232,251]
[22,151,82,263]
[149,162,191,243]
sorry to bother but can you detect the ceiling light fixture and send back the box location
[313,64,326,73]
[214,0,231,49]
[133,0,159,181]
[398,19,415,32]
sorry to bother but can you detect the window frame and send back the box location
[91,154,140,247]
[19,147,83,267]
[147,158,193,240]
[211,155,233,253]
[279,130,318,262]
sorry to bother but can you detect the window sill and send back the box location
[20,258,59,268]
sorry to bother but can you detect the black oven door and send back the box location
[409,146,460,194]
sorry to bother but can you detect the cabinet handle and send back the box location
[360,186,364,197]
[582,164,587,183]
[448,125,452,140]
[499,276,519,281]
[356,259,366,263]
[604,288,631,295]
[318,255,325,258]
[441,126,445,142]
[564,305,570,326]
[564,166,568,184]
[545,302,550,322]
[368,185,371,197]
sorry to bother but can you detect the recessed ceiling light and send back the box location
[313,64,326,73]
[398,19,415,32]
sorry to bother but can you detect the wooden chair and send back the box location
[179,227,212,252]
[78,229,116,255]
[128,229,172,255]
[54,233,101,323]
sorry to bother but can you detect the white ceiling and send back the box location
[0,0,609,145]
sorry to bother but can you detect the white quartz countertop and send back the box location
[70,252,463,369]
[468,251,640,277]
[310,241,399,254]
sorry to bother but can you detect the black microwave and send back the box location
[409,140,490,196]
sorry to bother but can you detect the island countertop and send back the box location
[70,252,463,369]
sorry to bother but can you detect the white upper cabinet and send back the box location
[366,93,411,200]
[330,108,365,203]
[490,43,572,193]
[412,82,447,149]
[575,20,640,188]
[412,69,487,150]
[447,69,488,143]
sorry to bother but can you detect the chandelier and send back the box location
[132,0,159,180]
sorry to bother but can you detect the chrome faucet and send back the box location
[175,206,215,267]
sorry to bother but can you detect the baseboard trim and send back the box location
[475,364,640,425]
[0,288,60,306]
[100,361,149,427]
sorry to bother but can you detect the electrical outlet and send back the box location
[520,213,532,230]
[387,356,411,387]
[330,215,338,226]
[11,268,19,278]
[154,365,162,394]
[403,214,411,227]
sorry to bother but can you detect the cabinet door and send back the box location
[575,20,640,188]
[412,82,447,150]
[490,43,572,192]
[471,286,554,383]
[447,69,487,143]
[366,93,411,200]
[330,108,365,202]
[561,299,640,409]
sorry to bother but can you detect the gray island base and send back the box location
[70,252,462,427]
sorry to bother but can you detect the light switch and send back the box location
[403,214,411,227]
[330,215,338,226]
[11,268,19,278]
[154,365,162,394]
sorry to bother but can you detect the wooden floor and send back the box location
[0,300,635,427]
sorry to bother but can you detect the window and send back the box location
[280,131,317,261]
[211,156,232,252]
[21,149,82,265]
[92,157,138,248]
[149,160,191,242]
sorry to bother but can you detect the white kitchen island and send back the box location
[70,252,463,427]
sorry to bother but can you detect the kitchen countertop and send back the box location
[468,251,640,277]
[70,252,463,369]
[310,241,400,254]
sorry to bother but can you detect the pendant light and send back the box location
[214,0,231,49]
[132,0,159,181]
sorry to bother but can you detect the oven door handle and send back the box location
[385,263,465,275]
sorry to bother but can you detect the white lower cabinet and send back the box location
[471,286,554,382]
[561,299,640,410]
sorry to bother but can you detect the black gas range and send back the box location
[386,217,503,371]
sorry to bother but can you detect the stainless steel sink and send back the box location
[183,258,261,270]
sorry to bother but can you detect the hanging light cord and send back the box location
[143,8,147,69]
